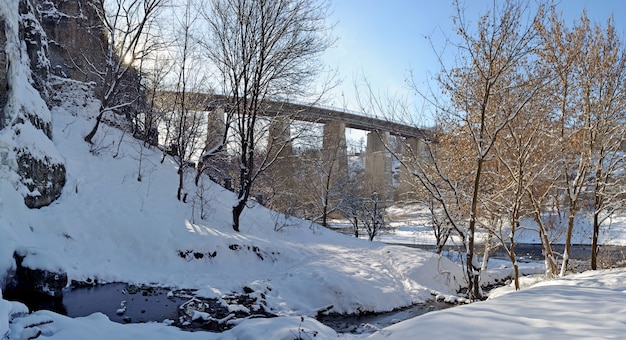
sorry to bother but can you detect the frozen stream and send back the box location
[6,282,457,335]
[19,242,623,335]
[317,300,454,334]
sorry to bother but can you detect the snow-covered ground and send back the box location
[0,102,624,339]
[0,41,625,340]
[362,269,626,339]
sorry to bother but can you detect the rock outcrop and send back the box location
[0,0,67,208]
[0,16,7,124]
[0,0,111,208]
[3,252,68,313]
[36,0,107,84]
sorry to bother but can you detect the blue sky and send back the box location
[323,0,626,123]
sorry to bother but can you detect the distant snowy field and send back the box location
[355,204,626,247]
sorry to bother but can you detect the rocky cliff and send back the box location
[0,0,114,208]
[0,0,75,208]
[36,0,106,84]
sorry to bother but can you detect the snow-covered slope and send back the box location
[1,99,466,309]
[365,269,626,339]
[0,77,471,338]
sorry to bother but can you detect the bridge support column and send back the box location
[365,131,392,202]
[322,120,348,188]
[205,106,226,152]
[397,137,424,202]
[268,116,294,162]
[266,117,295,208]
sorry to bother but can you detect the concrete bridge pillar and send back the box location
[265,116,296,209]
[365,131,392,202]
[322,120,348,187]
[267,116,294,162]
[397,137,424,202]
[205,106,226,152]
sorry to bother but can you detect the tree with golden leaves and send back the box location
[408,0,547,300]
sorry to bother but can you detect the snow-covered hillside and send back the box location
[1,81,625,340]
[0,80,471,336]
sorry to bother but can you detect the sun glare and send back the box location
[123,53,134,65]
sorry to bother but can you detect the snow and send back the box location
[370,203,626,247]
[0,88,624,338]
[0,10,626,336]
[0,98,469,338]
[363,270,626,339]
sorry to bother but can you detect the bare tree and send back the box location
[199,0,334,232]
[337,187,386,241]
[337,180,365,238]
[427,199,453,254]
[544,13,591,277]
[164,0,212,201]
[287,129,347,228]
[131,20,174,148]
[84,0,165,144]
[489,90,557,288]
[361,192,387,241]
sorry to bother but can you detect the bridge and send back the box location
[175,93,429,139]
[158,92,430,202]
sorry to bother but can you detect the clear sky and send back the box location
[323,0,626,124]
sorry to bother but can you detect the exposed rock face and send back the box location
[3,252,68,312]
[19,0,51,101]
[36,0,107,84]
[0,16,7,126]
[0,0,111,208]
[19,0,67,208]
[18,153,66,208]
[0,0,68,208]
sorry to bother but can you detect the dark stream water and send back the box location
[62,283,187,324]
[6,281,455,334]
[317,300,454,333]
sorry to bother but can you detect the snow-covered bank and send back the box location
[364,269,626,339]
[1,104,465,308]
[4,269,626,339]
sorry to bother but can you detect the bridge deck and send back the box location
[163,92,429,139]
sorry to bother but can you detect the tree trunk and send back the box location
[591,165,603,270]
[529,192,558,278]
[177,164,184,201]
[480,231,495,273]
[232,198,246,232]
[559,212,576,277]
[84,109,104,144]
[321,191,329,228]
[539,221,558,278]
[509,225,520,290]
[512,261,520,290]
[467,156,484,301]
[591,209,600,270]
